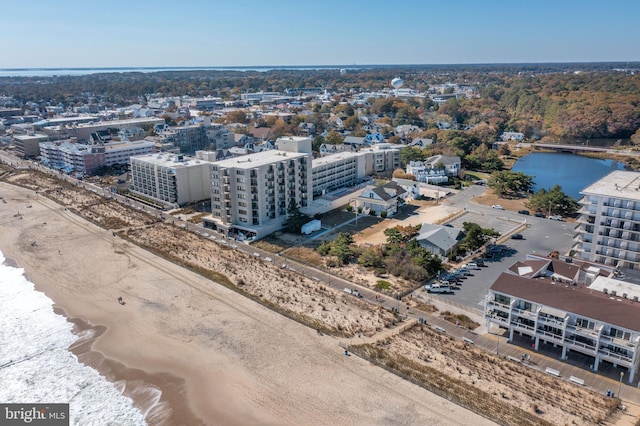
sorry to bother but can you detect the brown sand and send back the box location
[0,181,497,425]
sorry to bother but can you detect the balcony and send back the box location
[512,308,536,319]
[600,334,635,349]
[566,324,599,339]
[537,316,565,327]
[536,329,564,343]
[511,323,535,336]
[564,338,596,353]
[485,312,509,325]
[597,348,632,364]
[487,300,510,311]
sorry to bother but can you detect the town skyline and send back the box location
[2,0,639,68]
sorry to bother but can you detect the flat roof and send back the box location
[76,117,163,128]
[212,150,309,169]
[491,273,640,332]
[312,152,361,167]
[132,152,212,168]
[580,170,640,200]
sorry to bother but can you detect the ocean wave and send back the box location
[0,251,147,425]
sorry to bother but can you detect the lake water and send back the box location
[511,152,627,200]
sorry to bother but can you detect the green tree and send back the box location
[460,222,499,252]
[526,185,579,217]
[358,248,384,268]
[329,232,355,265]
[283,205,310,234]
[488,171,533,198]
[324,130,344,145]
[399,146,426,166]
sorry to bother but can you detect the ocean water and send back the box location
[0,250,147,426]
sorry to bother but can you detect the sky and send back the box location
[1,0,639,68]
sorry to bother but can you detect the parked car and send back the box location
[425,283,451,294]
[491,205,504,210]
[511,233,524,240]
[534,212,546,218]
[549,215,564,221]
[463,262,480,270]
[518,209,530,215]
[474,259,485,267]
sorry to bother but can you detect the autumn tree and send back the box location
[226,110,248,124]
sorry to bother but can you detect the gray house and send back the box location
[416,223,462,257]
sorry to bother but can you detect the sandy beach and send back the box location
[0,180,498,425]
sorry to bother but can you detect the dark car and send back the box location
[534,212,546,218]
[511,233,524,240]
[518,209,530,215]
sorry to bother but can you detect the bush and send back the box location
[380,211,388,218]
[376,280,392,290]
[369,209,376,216]
[345,205,353,212]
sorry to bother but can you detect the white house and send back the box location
[354,181,407,217]
[500,132,525,141]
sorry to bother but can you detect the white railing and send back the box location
[597,349,632,364]
[565,339,596,352]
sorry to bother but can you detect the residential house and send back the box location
[354,181,406,217]
[500,132,525,142]
[424,154,461,176]
[297,122,316,136]
[416,223,462,257]
[249,127,273,142]
[409,138,434,148]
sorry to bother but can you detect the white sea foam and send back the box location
[0,250,147,425]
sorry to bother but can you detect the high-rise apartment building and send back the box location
[130,152,213,207]
[203,150,312,239]
[575,171,640,270]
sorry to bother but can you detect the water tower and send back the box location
[391,77,403,96]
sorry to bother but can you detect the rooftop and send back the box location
[312,151,361,167]
[132,152,212,168]
[580,170,640,200]
[212,150,310,169]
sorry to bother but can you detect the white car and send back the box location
[549,215,564,221]
[491,205,504,210]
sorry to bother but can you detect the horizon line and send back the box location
[2,61,640,71]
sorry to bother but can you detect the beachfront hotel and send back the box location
[484,255,640,383]
[130,152,213,207]
[203,146,312,240]
[574,170,640,271]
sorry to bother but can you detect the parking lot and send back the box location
[426,211,578,312]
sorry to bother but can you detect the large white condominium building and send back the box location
[203,150,312,240]
[575,171,640,270]
[130,152,213,207]
[312,152,366,197]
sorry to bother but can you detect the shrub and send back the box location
[345,205,353,212]
[380,211,388,218]
[376,280,392,290]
